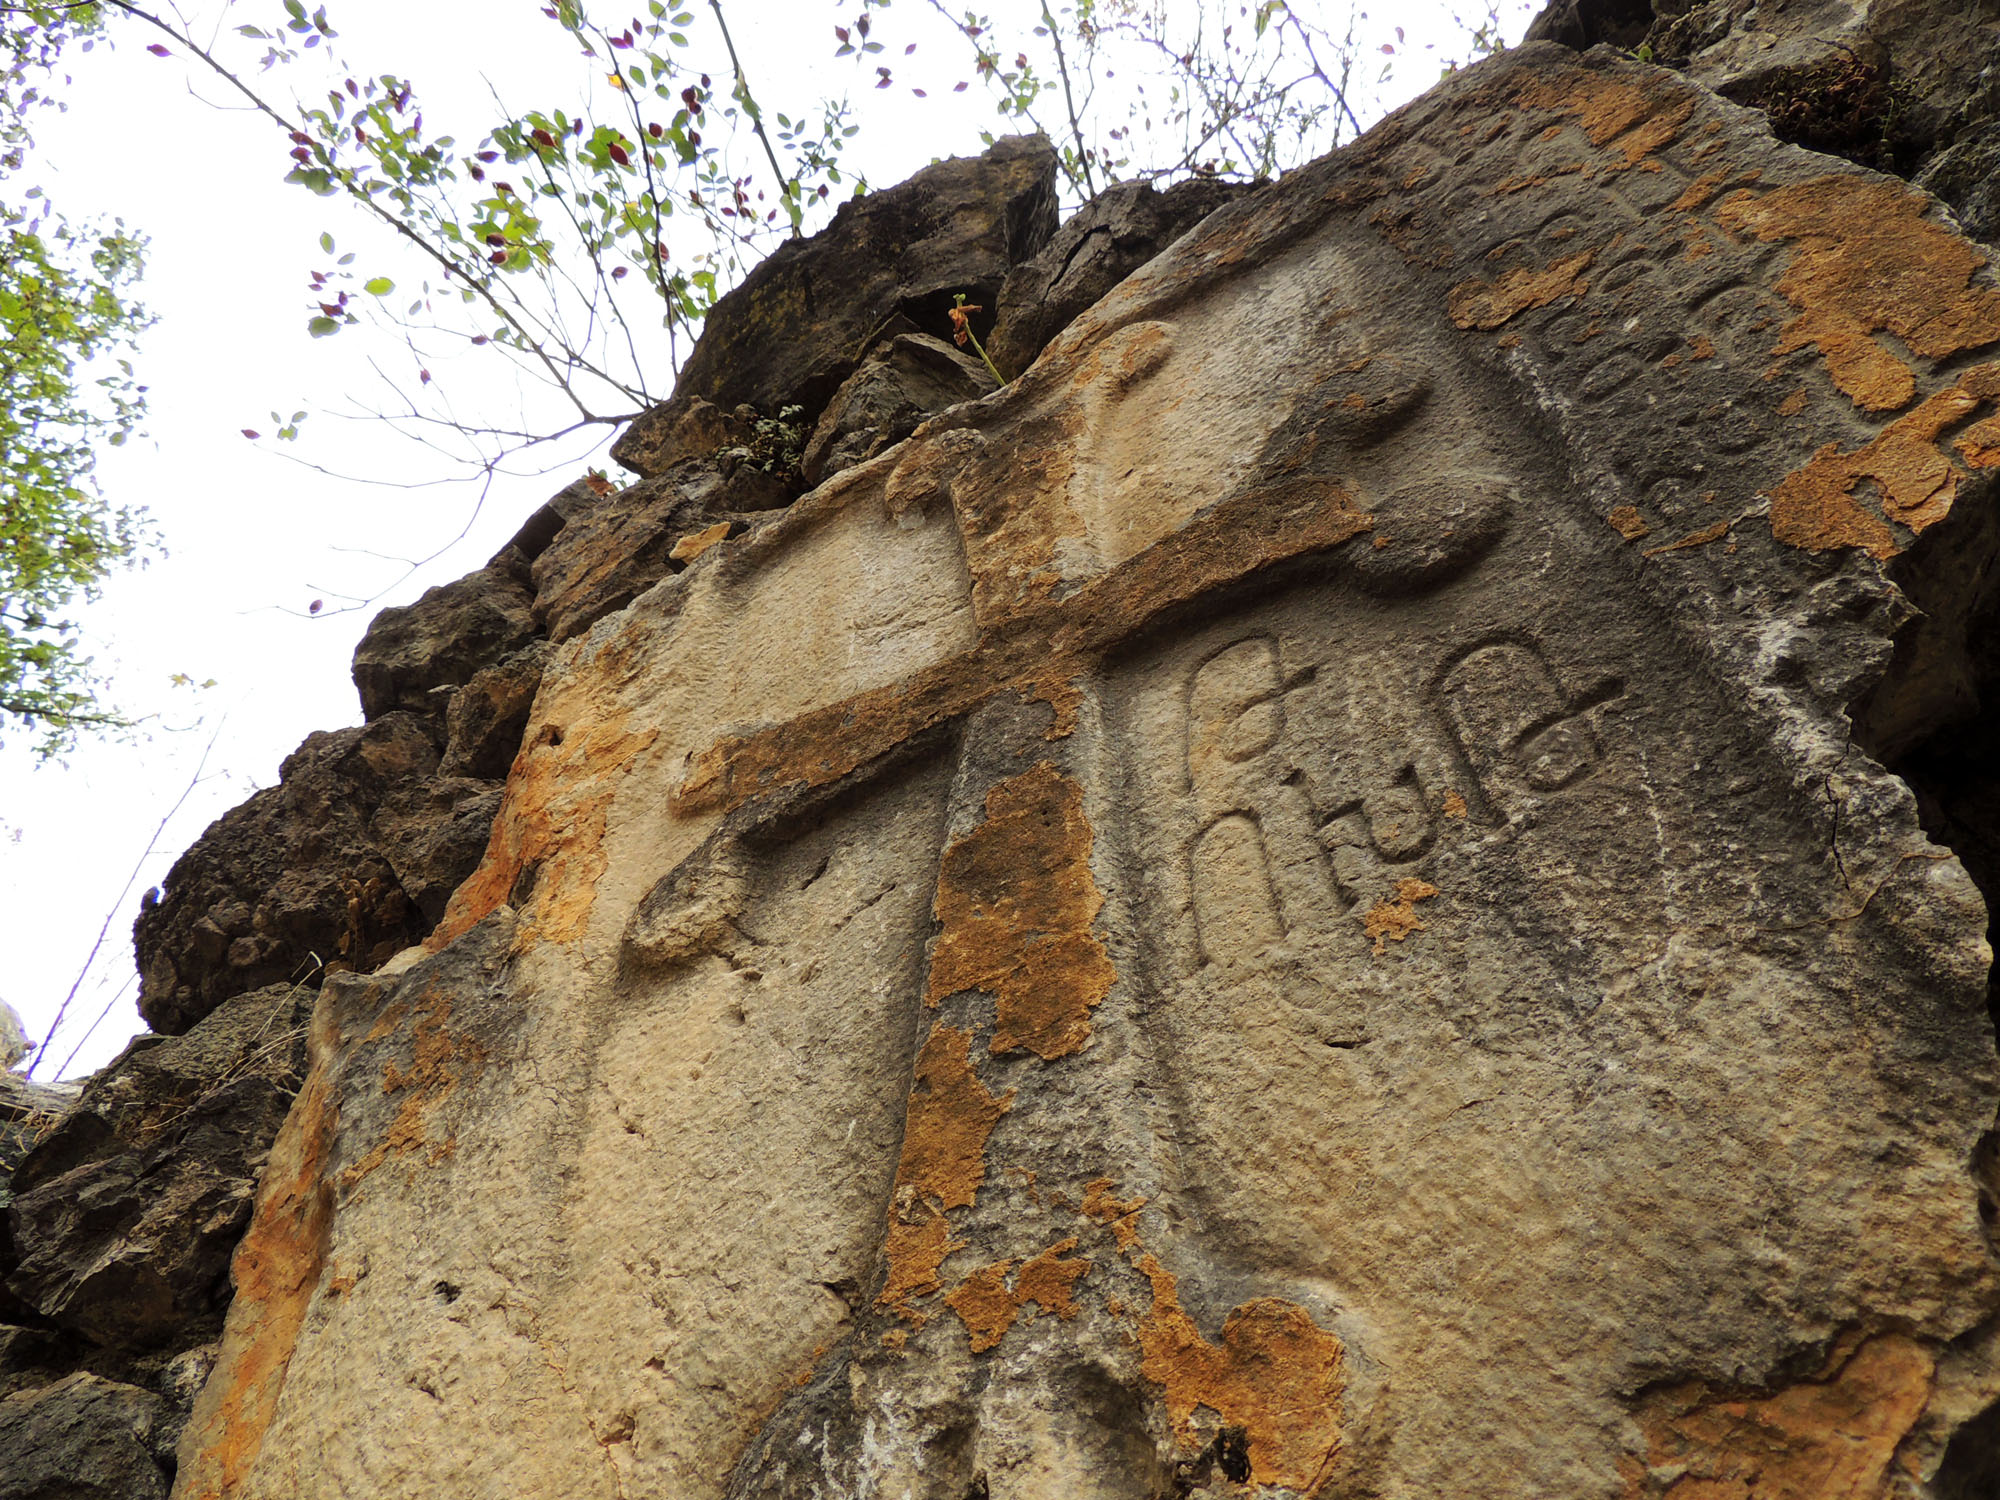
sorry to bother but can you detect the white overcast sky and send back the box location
[3,0,1534,1079]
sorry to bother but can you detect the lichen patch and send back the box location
[1134,1252,1346,1493]
[1625,1334,1934,1500]
[1447,251,1595,330]
[926,762,1117,1060]
[875,1025,1014,1324]
[944,1236,1090,1353]
[1766,365,2000,557]
[1362,877,1439,956]
[1714,177,2000,412]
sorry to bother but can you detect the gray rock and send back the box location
[133,714,440,1033]
[0,1004,28,1072]
[529,460,787,643]
[5,982,310,1352]
[800,331,996,487]
[350,562,540,722]
[1920,120,2000,242]
[987,175,1253,379]
[0,1373,171,1500]
[611,134,1059,478]
[438,640,549,781]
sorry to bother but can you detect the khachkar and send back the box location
[175,42,2000,1500]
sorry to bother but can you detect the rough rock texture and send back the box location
[0,1372,175,1499]
[609,134,1059,479]
[529,459,790,643]
[350,560,539,722]
[167,42,2000,1500]
[986,175,1252,379]
[133,714,444,1034]
[6,982,310,1352]
[1537,0,2000,241]
[800,330,997,486]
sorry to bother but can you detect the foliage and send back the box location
[0,2,154,756]
[83,0,1526,491]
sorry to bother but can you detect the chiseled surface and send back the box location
[178,43,2000,1499]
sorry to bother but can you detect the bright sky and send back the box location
[2,0,1534,1079]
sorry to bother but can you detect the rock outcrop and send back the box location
[18,19,2000,1496]
[151,35,2000,1500]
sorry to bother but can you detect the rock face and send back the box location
[986,175,1252,379]
[1536,0,2000,242]
[609,134,1059,479]
[156,40,2000,1500]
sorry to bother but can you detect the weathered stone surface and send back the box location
[987,175,1252,379]
[528,460,788,643]
[171,42,2000,1500]
[800,330,996,486]
[134,715,440,1034]
[0,1372,173,1499]
[610,134,1059,479]
[437,641,548,781]
[6,982,310,1353]
[605,395,755,480]
[1921,121,2000,243]
[351,562,539,722]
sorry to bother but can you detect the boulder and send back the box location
[529,460,789,643]
[134,714,440,1034]
[986,175,1252,379]
[800,331,997,486]
[0,1373,172,1500]
[173,44,2000,1497]
[351,561,540,722]
[5,981,310,1353]
[610,134,1059,478]
[438,640,550,781]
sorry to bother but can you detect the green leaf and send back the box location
[364,276,395,295]
[318,231,335,254]
[307,315,341,337]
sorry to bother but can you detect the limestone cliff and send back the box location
[11,12,2000,1498]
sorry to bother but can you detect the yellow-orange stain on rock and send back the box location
[1448,251,1595,330]
[432,711,658,950]
[1082,1176,1147,1251]
[926,762,1117,1060]
[1767,364,2000,558]
[1714,177,2000,413]
[1134,1252,1345,1493]
[1362,877,1439,956]
[338,992,488,1192]
[1607,505,1651,541]
[1625,1334,1933,1500]
[875,1025,1014,1324]
[174,1003,342,1500]
[1441,789,1470,820]
[945,1236,1090,1353]
[1509,66,1695,165]
[668,520,732,563]
[1644,519,1732,558]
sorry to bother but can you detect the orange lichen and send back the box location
[1780,390,1810,417]
[1447,251,1594,330]
[1643,519,1731,558]
[1362,877,1439,956]
[1441,790,1469,820]
[433,711,658,949]
[1766,366,2000,557]
[1607,505,1651,540]
[1715,177,2000,412]
[1957,414,2000,469]
[1082,1177,1148,1251]
[1134,1253,1346,1493]
[945,1237,1090,1352]
[1626,1335,1934,1500]
[174,1007,341,1500]
[668,520,732,563]
[1509,66,1694,165]
[337,993,488,1192]
[875,1026,1014,1323]
[926,762,1117,1061]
